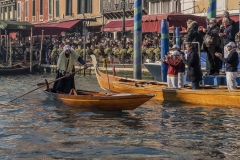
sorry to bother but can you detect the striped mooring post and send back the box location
[161,19,169,82]
[175,27,180,47]
[206,0,217,71]
[133,0,142,79]
[207,0,216,19]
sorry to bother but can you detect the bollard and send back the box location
[160,19,169,82]
[207,0,216,19]
[206,0,217,71]
[133,0,142,79]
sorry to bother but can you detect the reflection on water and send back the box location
[0,74,240,159]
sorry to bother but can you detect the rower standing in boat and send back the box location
[52,45,87,94]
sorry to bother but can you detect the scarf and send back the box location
[57,49,79,75]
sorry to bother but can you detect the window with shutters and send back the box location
[77,0,81,14]
[77,0,92,14]
[86,0,92,13]
[149,1,180,14]
[65,0,72,16]
[40,0,43,15]
[49,0,52,15]
[25,1,28,17]
[56,0,59,17]
[32,0,35,16]
[17,2,21,19]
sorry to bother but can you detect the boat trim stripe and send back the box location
[60,98,99,102]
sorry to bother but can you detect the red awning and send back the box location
[230,15,239,22]
[103,12,206,33]
[103,20,134,32]
[33,20,80,36]
[217,15,239,22]
[142,12,206,33]
[55,20,80,28]
[34,20,80,30]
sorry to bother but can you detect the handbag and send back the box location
[204,35,213,45]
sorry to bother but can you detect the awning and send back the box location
[33,20,81,35]
[217,15,239,22]
[102,20,134,32]
[142,12,206,33]
[0,20,34,30]
[230,15,239,22]
[34,20,80,30]
[55,20,80,28]
[103,12,206,33]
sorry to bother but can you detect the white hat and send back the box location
[172,51,180,56]
[64,45,71,51]
[226,42,236,47]
[172,44,180,49]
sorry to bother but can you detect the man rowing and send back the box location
[52,45,87,94]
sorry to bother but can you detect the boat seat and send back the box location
[69,88,78,95]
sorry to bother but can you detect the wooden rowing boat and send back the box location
[94,66,240,107]
[37,83,155,111]
[0,61,38,75]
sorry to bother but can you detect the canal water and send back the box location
[0,74,240,159]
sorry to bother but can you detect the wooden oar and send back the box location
[9,65,91,102]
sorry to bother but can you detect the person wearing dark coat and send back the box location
[215,42,238,90]
[186,20,204,52]
[203,18,221,75]
[219,18,235,60]
[181,43,202,89]
[217,11,236,35]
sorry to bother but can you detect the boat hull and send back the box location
[95,67,240,107]
[37,83,155,110]
[0,62,38,75]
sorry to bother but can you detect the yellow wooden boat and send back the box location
[95,66,240,107]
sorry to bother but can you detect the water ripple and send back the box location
[0,74,239,159]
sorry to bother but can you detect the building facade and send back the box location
[16,0,49,23]
[0,0,17,20]
[8,0,102,33]
[54,0,102,31]
[148,0,239,16]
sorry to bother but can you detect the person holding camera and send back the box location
[202,18,221,75]
[162,51,182,88]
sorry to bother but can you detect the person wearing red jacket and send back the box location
[162,51,182,88]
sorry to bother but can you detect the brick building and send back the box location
[11,0,102,35]
[16,0,50,23]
